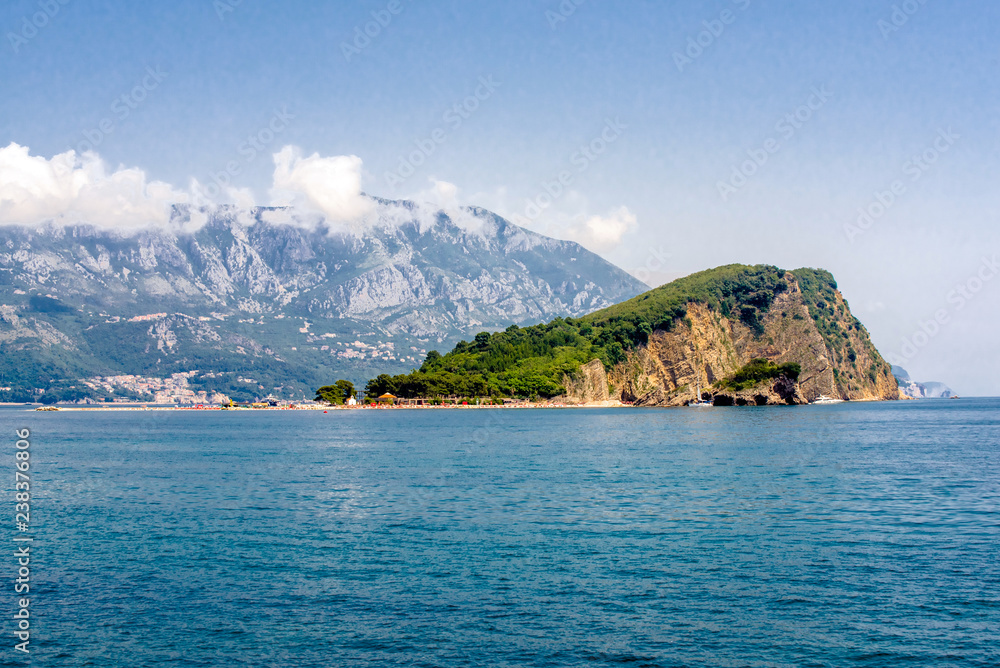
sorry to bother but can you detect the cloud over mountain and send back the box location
[0,144,637,257]
[0,142,187,231]
[0,143,381,233]
[269,146,375,226]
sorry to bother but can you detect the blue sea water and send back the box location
[2,399,999,667]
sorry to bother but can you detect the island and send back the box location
[316,264,902,408]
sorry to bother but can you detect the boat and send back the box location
[690,380,713,407]
[811,394,844,405]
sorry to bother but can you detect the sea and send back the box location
[1,399,998,667]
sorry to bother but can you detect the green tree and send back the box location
[315,384,344,405]
[364,374,398,399]
[334,379,355,402]
[315,379,358,404]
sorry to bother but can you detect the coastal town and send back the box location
[80,371,231,405]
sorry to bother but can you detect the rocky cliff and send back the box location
[562,358,611,403]
[574,267,899,406]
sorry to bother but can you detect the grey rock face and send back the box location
[0,199,647,398]
[1,202,644,335]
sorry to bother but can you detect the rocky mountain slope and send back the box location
[0,200,647,401]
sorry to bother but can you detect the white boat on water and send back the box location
[690,380,713,407]
[811,394,844,405]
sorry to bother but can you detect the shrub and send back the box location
[717,358,802,392]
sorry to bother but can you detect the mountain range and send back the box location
[0,200,646,402]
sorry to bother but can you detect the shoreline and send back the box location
[12,398,929,412]
[24,400,627,412]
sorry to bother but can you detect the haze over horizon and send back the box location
[2,0,997,395]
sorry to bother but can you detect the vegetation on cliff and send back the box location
[792,267,892,388]
[715,358,802,392]
[586,263,789,337]
[354,264,794,400]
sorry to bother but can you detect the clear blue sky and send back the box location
[2,0,998,394]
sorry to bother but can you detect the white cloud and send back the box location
[494,187,638,253]
[189,179,257,211]
[257,207,326,230]
[0,144,633,250]
[407,179,486,234]
[416,179,461,209]
[0,142,190,231]
[566,206,638,252]
[227,186,256,211]
[269,146,376,226]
